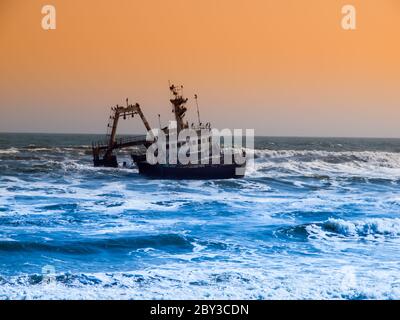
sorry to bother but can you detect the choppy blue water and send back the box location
[1,133,400,299]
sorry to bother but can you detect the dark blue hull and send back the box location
[136,161,246,179]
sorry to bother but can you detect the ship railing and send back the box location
[92,135,147,151]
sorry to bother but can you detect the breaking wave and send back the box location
[278,217,400,242]
[316,218,400,238]
[248,149,400,180]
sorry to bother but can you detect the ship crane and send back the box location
[92,99,151,167]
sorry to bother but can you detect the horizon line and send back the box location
[1,131,400,140]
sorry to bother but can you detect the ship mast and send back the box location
[169,84,189,133]
[194,94,201,126]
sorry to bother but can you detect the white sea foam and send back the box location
[1,260,399,300]
[0,148,19,154]
[249,149,400,180]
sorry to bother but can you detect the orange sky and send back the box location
[0,0,399,137]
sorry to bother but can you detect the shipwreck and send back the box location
[92,84,246,179]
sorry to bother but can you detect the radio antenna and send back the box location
[194,94,201,126]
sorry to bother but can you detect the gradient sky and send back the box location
[0,0,399,137]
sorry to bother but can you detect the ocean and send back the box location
[1,133,400,299]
